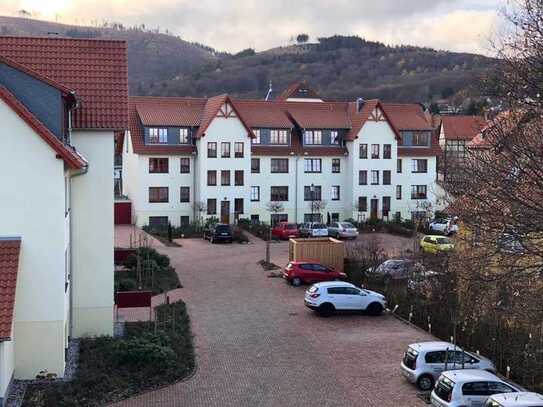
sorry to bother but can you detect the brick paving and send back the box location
[113,233,433,407]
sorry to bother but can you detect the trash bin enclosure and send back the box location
[288,237,345,272]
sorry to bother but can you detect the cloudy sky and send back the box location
[1,0,505,55]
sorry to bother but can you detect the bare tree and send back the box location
[192,201,207,230]
[309,200,327,223]
[265,202,285,264]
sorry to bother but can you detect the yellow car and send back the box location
[420,235,455,254]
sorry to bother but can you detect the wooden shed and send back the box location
[288,237,345,272]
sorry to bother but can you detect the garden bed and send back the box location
[22,301,195,407]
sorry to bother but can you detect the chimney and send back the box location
[356,97,365,112]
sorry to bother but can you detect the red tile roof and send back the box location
[0,36,128,130]
[284,101,350,129]
[0,86,86,169]
[441,115,486,141]
[194,94,254,139]
[277,81,323,101]
[0,237,21,341]
[381,103,433,131]
[234,99,292,128]
[136,97,205,127]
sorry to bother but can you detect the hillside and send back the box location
[0,16,218,90]
[0,17,497,103]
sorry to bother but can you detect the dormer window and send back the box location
[179,128,189,144]
[304,130,322,145]
[252,129,261,144]
[271,129,288,144]
[331,131,339,145]
[401,131,431,147]
[149,128,168,143]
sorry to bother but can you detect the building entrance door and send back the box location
[221,200,230,224]
[370,199,378,220]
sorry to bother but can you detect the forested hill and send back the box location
[0,16,497,103]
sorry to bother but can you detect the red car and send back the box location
[283,261,347,286]
[271,222,300,240]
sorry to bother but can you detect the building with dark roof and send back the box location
[122,83,443,227]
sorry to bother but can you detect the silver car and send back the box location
[328,222,359,239]
[485,392,543,407]
[299,223,328,238]
[401,341,496,391]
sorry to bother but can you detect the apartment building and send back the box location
[0,36,127,403]
[122,83,442,227]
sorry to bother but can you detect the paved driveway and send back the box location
[114,235,433,407]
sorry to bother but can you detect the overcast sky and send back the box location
[1,0,505,55]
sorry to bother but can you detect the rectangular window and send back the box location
[397,158,402,173]
[208,142,217,158]
[207,170,217,186]
[304,158,322,173]
[358,197,367,212]
[149,158,168,173]
[234,198,244,214]
[359,144,368,159]
[234,142,244,158]
[332,159,340,173]
[149,187,168,203]
[331,185,340,201]
[221,142,230,158]
[207,199,217,215]
[371,170,379,185]
[180,186,190,203]
[251,158,260,173]
[179,128,189,144]
[304,130,322,145]
[304,185,322,201]
[411,159,428,173]
[383,170,391,185]
[396,185,402,200]
[251,186,260,201]
[271,158,289,173]
[180,216,190,226]
[411,185,427,199]
[180,158,190,173]
[331,131,339,145]
[359,170,367,185]
[383,144,392,159]
[271,186,288,201]
[149,216,168,228]
[221,170,231,186]
[149,128,168,143]
[234,170,244,186]
[382,196,391,217]
[271,129,288,144]
[252,129,261,144]
[251,214,260,224]
[413,131,430,146]
[371,144,380,159]
[331,213,340,222]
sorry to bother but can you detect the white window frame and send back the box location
[331,130,339,145]
[304,158,322,173]
[179,128,189,144]
[251,186,260,202]
[271,129,288,144]
[371,170,379,185]
[331,185,340,201]
[304,130,323,145]
[252,129,261,144]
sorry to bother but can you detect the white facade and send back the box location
[123,102,439,226]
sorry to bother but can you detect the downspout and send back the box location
[294,153,299,224]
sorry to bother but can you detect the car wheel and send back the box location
[417,374,435,392]
[291,277,302,287]
[366,302,384,316]
[317,303,335,317]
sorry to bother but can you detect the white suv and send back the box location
[401,341,496,391]
[431,370,521,407]
[304,281,386,317]
[485,392,543,407]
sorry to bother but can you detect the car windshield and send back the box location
[286,223,297,229]
[436,237,451,245]
[340,222,354,228]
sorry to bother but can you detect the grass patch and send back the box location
[23,301,195,407]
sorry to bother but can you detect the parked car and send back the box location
[283,261,346,286]
[421,235,455,254]
[299,222,329,238]
[367,259,426,284]
[271,222,299,240]
[485,392,543,407]
[203,223,232,243]
[304,281,386,317]
[407,269,444,292]
[327,222,359,239]
[401,341,496,391]
[429,218,459,236]
[430,370,520,407]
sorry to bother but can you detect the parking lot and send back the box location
[115,232,434,407]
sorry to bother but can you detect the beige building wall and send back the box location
[70,130,114,337]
